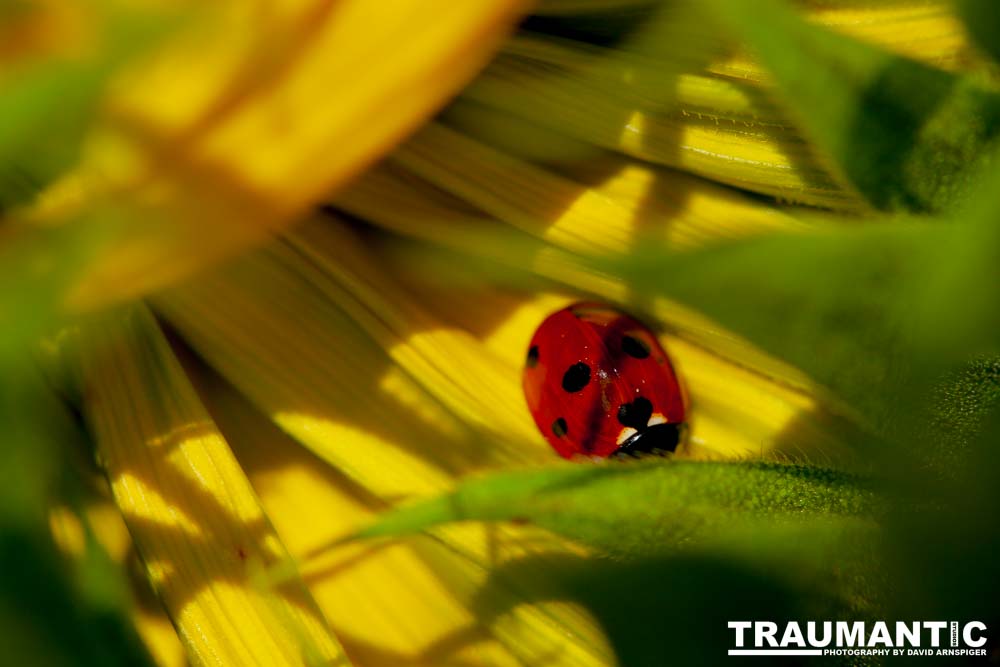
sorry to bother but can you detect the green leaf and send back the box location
[909,164,1000,363]
[357,459,875,558]
[706,0,1000,212]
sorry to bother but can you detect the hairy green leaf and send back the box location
[358,460,875,558]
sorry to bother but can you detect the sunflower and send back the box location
[5,0,1000,665]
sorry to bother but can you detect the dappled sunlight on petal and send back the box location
[183,360,602,665]
[153,246,503,499]
[333,158,833,412]
[48,501,188,667]
[284,219,549,453]
[64,305,347,666]
[370,263,853,462]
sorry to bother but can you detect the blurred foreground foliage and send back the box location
[2,0,1000,665]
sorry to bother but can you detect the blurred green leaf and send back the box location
[358,460,875,558]
[886,363,1000,624]
[0,3,182,207]
[0,60,105,208]
[0,356,153,666]
[624,222,946,435]
[0,215,118,357]
[957,0,1000,65]
[909,164,1000,363]
[706,0,1000,212]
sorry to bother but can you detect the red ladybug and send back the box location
[522,302,687,459]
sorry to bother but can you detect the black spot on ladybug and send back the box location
[561,362,591,393]
[617,396,653,430]
[526,345,539,368]
[622,334,650,359]
[552,417,568,437]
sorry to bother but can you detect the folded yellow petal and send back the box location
[65,305,346,666]
[27,0,527,311]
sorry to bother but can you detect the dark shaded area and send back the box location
[0,355,155,667]
[475,552,860,667]
[520,7,654,48]
[0,528,153,667]
[885,364,1000,638]
[957,0,1000,66]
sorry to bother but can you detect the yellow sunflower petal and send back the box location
[716,0,977,77]
[374,247,852,462]
[458,1,976,210]
[181,357,541,666]
[459,38,858,209]
[65,305,346,666]
[28,0,527,311]
[286,218,546,449]
[388,117,807,255]
[331,152,828,399]
[154,231,618,666]
[153,245,490,500]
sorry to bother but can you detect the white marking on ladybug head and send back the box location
[647,412,666,428]
[616,427,638,445]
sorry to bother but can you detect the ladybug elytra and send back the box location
[522,302,687,459]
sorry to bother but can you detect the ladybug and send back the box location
[522,302,687,459]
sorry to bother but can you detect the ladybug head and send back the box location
[615,422,684,456]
